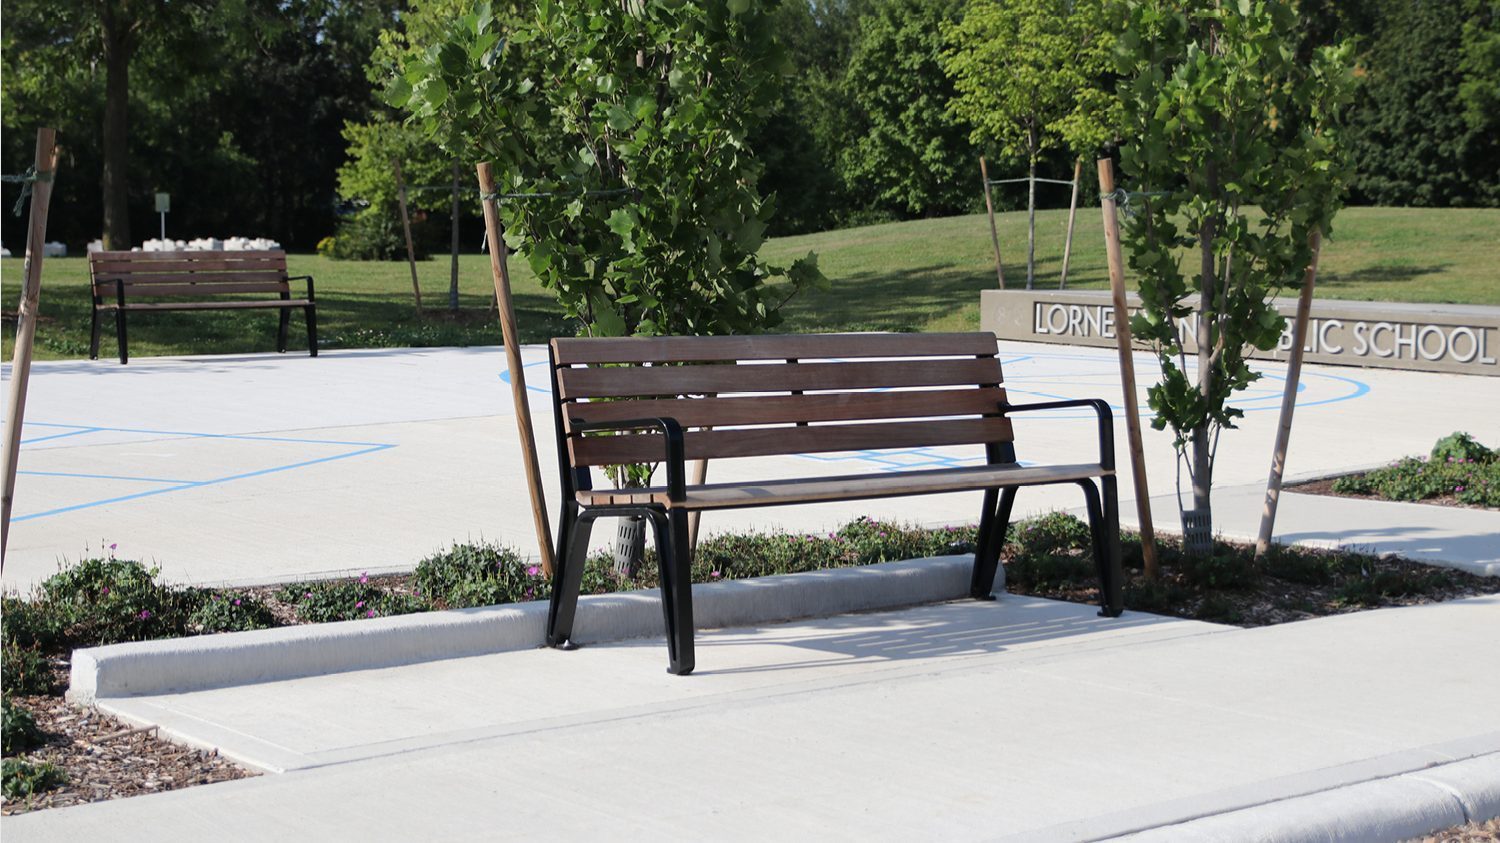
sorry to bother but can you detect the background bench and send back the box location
[89,250,316,364]
[546,332,1124,675]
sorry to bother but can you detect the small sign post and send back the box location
[155,192,170,241]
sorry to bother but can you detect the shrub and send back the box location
[0,596,66,651]
[1,643,57,697]
[1178,547,1259,591]
[185,592,277,634]
[1332,456,1500,508]
[277,576,427,623]
[1430,432,1495,464]
[2,696,44,756]
[1008,512,1092,557]
[38,558,200,645]
[412,544,549,609]
[315,236,338,258]
[329,208,427,261]
[1336,570,1453,607]
[1,758,67,799]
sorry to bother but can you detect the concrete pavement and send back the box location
[7,594,1500,841]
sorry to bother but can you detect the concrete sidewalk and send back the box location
[8,594,1500,841]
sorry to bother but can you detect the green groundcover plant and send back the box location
[1332,432,1499,507]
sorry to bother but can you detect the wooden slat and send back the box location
[90,257,287,275]
[103,300,312,311]
[95,281,289,297]
[564,387,1008,431]
[570,416,1014,466]
[94,271,289,285]
[558,358,1003,400]
[576,462,1108,510]
[90,249,284,261]
[551,332,998,365]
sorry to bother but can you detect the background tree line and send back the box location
[3,0,1496,253]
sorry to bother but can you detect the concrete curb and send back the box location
[1110,752,1500,843]
[68,555,988,702]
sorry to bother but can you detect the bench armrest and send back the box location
[571,416,688,502]
[998,398,1115,471]
[285,275,315,300]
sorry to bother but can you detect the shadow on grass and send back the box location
[1320,264,1452,287]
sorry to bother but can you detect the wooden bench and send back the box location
[545,332,1124,675]
[89,250,317,364]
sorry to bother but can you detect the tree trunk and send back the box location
[450,160,461,312]
[100,9,133,251]
[1026,155,1037,290]
[1189,158,1219,556]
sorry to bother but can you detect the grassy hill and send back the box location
[4,207,1496,359]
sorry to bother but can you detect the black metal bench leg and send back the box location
[304,305,318,357]
[89,308,101,360]
[115,308,128,365]
[546,509,596,647]
[970,486,1016,599]
[277,308,290,353]
[1098,475,1125,617]
[1077,479,1123,618]
[652,508,696,676]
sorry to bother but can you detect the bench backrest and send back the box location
[90,250,290,299]
[551,332,1013,468]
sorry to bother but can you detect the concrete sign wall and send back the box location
[980,290,1500,376]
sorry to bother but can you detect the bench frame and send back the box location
[88,250,317,364]
[544,333,1124,676]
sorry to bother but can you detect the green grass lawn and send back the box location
[4,206,1496,359]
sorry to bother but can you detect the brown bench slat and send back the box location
[577,462,1109,510]
[558,357,1003,400]
[564,387,1008,431]
[94,271,291,285]
[569,416,1015,466]
[552,332,999,365]
[95,282,291,298]
[90,258,288,274]
[102,300,313,311]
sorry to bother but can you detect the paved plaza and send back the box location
[3,340,1499,841]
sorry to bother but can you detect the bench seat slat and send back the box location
[558,358,1003,400]
[551,332,999,365]
[101,299,313,311]
[565,387,1008,431]
[570,416,1014,465]
[96,282,291,297]
[94,272,290,286]
[578,462,1109,510]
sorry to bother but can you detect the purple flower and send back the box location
[1456,486,1465,493]
[359,572,369,584]
[524,588,534,600]
[526,565,540,577]
[356,600,365,608]
[109,543,118,551]
[305,591,313,599]
[137,609,152,620]
[710,570,721,579]
[101,587,110,596]
[233,599,241,606]
[366,610,376,618]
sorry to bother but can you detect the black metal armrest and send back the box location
[570,416,687,502]
[998,398,1115,471]
[286,275,315,300]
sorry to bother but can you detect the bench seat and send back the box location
[98,299,316,311]
[576,462,1110,510]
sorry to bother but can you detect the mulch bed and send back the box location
[1288,474,1498,512]
[3,668,252,816]
[1412,819,1500,843]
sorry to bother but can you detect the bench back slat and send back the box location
[553,332,1013,468]
[95,280,291,297]
[564,387,1007,431]
[552,332,999,365]
[89,251,292,299]
[557,358,1001,400]
[570,417,1013,466]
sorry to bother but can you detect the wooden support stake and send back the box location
[2,128,60,565]
[393,158,423,312]
[979,156,1005,289]
[1097,158,1158,579]
[1059,157,1083,289]
[1256,229,1324,558]
[477,162,556,578]
[687,458,709,554]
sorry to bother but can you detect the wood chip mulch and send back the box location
[1411,818,1500,842]
[2,667,254,816]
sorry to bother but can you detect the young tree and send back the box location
[943,0,1114,288]
[839,0,977,219]
[1115,0,1356,554]
[393,1,825,339]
